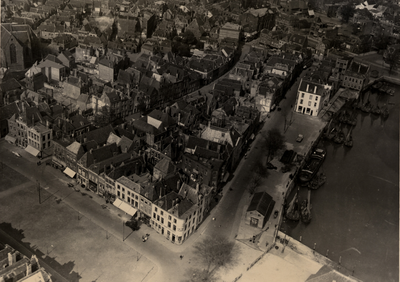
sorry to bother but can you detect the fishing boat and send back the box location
[338,110,347,123]
[298,149,326,184]
[301,190,312,223]
[361,101,372,113]
[308,172,327,190]
[381,106,389,119]
[333,125,345,144]
[344,127,353,147]
[346,110,357,126]
[324,119,333,139]
[327,126,336,140]
[286,192,300,221]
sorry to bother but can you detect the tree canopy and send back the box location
[385,48,400,73]
[340,4,355,23]
[191,235,238,281]
[263,128,286,162]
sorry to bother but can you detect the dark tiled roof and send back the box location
[247,192,275,216]
[83,125,115,146]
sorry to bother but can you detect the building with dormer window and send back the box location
[294,78,331,117]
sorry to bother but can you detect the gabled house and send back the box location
[246,192,275,229]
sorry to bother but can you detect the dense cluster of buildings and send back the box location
[1,0,398,243]
[0,244,52,282]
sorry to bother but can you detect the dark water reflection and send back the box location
[281,85,399,282]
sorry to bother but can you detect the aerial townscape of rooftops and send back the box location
[0,0,399,281]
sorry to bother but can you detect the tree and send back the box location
[374,34,390,51]
[340,4,355,23]
[385,48,400,74]
[264,128,286,162]
[248,173,261,194]
[191,235,239,281]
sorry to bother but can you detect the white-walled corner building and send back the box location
[151,182,213,245]
[294,78,331,116]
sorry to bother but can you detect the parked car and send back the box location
[296,134,304,143]
[266,162,277,170]
[68,183,74,187]
[274,210,279,218]
[11,151,21,157]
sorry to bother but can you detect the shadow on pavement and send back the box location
[0,222,80,281]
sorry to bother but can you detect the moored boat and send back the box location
[298,149,326,184]
[344,127,353,147]
[381,106,389,119]
[286,192,300,221]
[333,126,345,144]
[301,190,312,223]
[308,172,327,190]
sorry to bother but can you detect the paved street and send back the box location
[0,46,338,282]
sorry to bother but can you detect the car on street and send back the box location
[296,134,304,143]
[244,153,248,159]
[11,151,21,157]
[274,210,279,218]
[266,162,277,170]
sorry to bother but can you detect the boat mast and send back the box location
[287,192,297,214]
[307,189,311,214]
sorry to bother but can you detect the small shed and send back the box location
[246,192,275,229]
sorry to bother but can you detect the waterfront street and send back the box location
[280,76,399,281]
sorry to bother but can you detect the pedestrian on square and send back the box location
[180,255,183,260]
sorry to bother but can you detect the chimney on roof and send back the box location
[90,148,93,154]
[314,86,317,94]
[196,182,199,194]
[26,262,32,276]
[208,121,211,128]
[306,84,309,92]
[32,114,34,125]
[8,252,16,266]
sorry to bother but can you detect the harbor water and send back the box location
[280,82,399,282]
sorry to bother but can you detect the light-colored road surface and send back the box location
[0,44,324,282]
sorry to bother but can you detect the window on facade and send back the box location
[168,215,171,220]
[309,95,312,100]
[155,207,158,212]
[135,195,138,199]
[153,213,156,219]
[161,218,164,224]
[42,135,45,141]
[173,225,176,231]
[161,211,164,216]
[122,188,125,192]
[128,191,130,196]
[168,222,171,228]
[315,96,318,101]
[128,196,130,203]
[117,185,120,189]
[157,215,160,221]
[308,101,311,106]
[300,99,303,104]
[48,133,50,139]
[117,191,120,197]
[314,103,317,107]
[122,194,125,199]
[301,93,304,98]
[174,219,177,224]
[10,44,17,64]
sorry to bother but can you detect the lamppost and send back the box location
[37,180,41,204]
[122,221,125,241]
